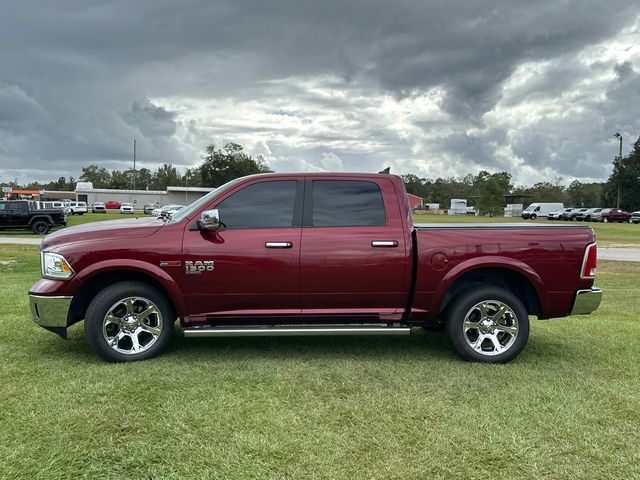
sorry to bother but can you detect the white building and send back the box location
[448,199,468,216]
[74,183,215,207]
[504,204,524,218]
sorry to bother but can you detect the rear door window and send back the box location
[310,180,385,227]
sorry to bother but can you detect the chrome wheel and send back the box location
[462,300,519,356]
[102,296,163,355]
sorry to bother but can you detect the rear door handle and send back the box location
[371,240,398,248]
[265,242,293,249]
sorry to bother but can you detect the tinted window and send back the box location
[312,180,385,227]
[217,180,297,229]
[7,202,27,213]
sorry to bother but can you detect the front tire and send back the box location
[31,220,50,235]
[530,214,537,220]
[603,218,608,223]
[84,281,174,362]
[445,287,530,363]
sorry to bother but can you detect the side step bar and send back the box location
[183,326,412,338]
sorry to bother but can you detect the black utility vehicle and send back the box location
[0,201,67,234]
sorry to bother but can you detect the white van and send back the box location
[521,202,564,219]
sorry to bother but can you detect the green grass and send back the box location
[413,213,640,247]
[0,210,153,236]
[2,210,638,248]
[0,245,639,479]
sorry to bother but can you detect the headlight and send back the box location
[41,252,75,280]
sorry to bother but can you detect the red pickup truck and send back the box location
[29,173,602,363]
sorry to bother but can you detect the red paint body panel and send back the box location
[299,176,411,314]
[29,172,598,329]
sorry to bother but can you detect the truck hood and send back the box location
[42,217,165,250]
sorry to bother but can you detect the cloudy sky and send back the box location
[1,0,639,186]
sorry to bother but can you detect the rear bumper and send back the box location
[570,288,603,315]
[29,294,72,328]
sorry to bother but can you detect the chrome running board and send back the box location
[182,326,411,338]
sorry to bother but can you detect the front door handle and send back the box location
[371,240,398,247]
[265,241,293,249]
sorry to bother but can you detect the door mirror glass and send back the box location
[199,209,221,231]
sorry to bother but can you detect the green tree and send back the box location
[473,171,512,216]
[198,143,271,187]
[604,136,640,211]
[567,181,603,207]
[129,168,153,190]
[109,170,130,189]
[151,164,181,190]
[79,165,111,188]
[401,174,429,198]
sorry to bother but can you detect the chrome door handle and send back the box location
[265,242,293,248]
[371,240,398,247]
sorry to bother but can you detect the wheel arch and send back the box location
[435,259,545,318]
[67,263,186,327]
[28,215,54,226]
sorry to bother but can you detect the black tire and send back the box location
[445,287,530,363]
[31,220,50,235]
[530,214,537,220]
[84,281,175,362]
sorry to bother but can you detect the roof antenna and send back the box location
[378,167,390,174]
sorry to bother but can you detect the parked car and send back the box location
[631,211,640,224]
[66,201,87,215]
[567,208,589,221]
[575,208,602,221]
[92,202,107,214]
[161,205,185,218]
[120,203,134,214]
[521,202,564,219]
[0,200,67,234]
[104,201,122,209]
[143,203,156,215]
[547,209,566,220]
[556,208,575,220]
[28,172,602,364]
[42,201,72,216]
[152,204,181,216]
[598,208,631,223]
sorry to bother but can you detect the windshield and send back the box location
[169,177,246,223]
[524,204,536,211]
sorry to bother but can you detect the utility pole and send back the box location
[614,133,622,208]
[133,139,137,191]
[185,170,188,204]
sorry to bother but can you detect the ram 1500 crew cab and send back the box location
[28,173,602,363]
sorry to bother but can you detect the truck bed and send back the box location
[411,222,596,321]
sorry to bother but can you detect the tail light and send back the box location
[580,243,597,279]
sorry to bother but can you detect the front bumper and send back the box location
[29,294,72,329]
[570,288,603,315]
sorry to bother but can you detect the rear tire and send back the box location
[31,220,50,235]
[445,287,529,363]
[84,281,174,362]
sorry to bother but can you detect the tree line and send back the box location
[19,143,271,192]
[402,135,640,214]
[10,136,640,214]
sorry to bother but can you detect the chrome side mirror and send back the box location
[199,209,221,231]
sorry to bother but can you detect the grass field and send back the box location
[0,211,151,236]
[1,244,639,479]
[2,211,639,248]
[413,214,640,247]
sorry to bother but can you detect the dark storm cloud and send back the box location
[0,0,639,183]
